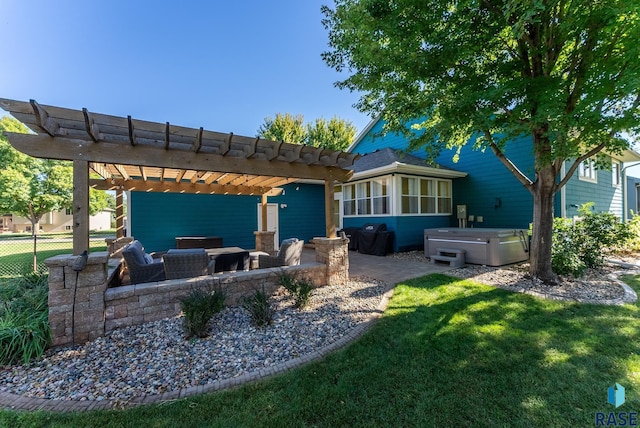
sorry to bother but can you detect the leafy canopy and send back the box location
[322,0,640,172]
[258,113,356,151]
[0,116,108,227]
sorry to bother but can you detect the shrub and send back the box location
[242,288,274,327]
[624,211,640,252]
[278,272,314,309]
[551,217,586,276]
[179,288,226,339]
[551,203,632,276]
[0,272,51,364]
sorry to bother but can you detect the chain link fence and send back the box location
[0,232,114,279]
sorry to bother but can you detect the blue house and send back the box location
[340,117,640,252]
[129,182,327,252]
[128,116,640,254]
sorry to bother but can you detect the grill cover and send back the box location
[357,223,394,256]
[340,227,361,251]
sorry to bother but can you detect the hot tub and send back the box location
[424,228,529,266]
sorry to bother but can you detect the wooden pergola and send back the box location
[0,98,358,254]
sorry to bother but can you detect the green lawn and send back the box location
[1,273,638,427]
[0,232,112,278]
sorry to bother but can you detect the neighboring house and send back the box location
[0,214,12,232]
[627,176,640,216]
[127,116,640,253]
[344,117,640,251]
[9,208,114,233]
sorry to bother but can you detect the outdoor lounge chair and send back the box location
[258,238,304,269]
[163,248,215,279]
[122,240,166,284]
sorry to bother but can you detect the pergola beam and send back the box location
[73,160,90,254]
[82,108,101,142]
[90,162,110,180]
[90,178,283,196]
[5,133,354,182]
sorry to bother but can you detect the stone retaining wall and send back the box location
[45,236,348,347]
[103,263,326,332]
[45,253,110,347]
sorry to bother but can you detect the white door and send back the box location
[257,203,279,249]
[334,191,343,230]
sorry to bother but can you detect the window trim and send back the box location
[398,175,453,216]
[342,176,392,218]
[612,160,621,187]
[578,158,597,183]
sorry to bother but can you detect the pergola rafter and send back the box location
[0,98,358,254]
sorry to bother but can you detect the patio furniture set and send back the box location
[121,237,305,285]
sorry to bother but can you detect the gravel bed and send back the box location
[0,277,388,403]
[446,263,629,302]
[391,251,635,302]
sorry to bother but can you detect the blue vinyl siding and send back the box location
[343,215,449,252]
[266,183,326,244]
[564,159,623,218]
[352,118,427,157]
[627,176,640,215]
[435,136,536,229]
[130,183,326,252]
[130,192,259,252]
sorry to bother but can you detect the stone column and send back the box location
[45,252,109,347]
[312,236,349,285]
[254,231,276,255]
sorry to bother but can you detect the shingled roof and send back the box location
[348,148,466,179]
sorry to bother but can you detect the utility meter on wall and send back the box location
[457,205,467,220]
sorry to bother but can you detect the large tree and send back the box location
[0,116,108,234]
[307,116,357,151]
[322,0,640,282]
[257,113,307,145]
[258,112,356,151]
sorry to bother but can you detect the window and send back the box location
[371,178,389,214]
[65,225,72,231]
[343,184,355,216]
[343,178,390,216]
[578,158,597,182]
[612,161,621,186]
[65,208,72,215]
[401,177,452,214]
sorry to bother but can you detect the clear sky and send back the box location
[0,0,371,138]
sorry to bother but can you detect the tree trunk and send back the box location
[529,166,557,284]
[30,219,40,236]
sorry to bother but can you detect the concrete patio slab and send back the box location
[301,247,452,284]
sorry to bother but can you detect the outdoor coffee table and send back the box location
[205,247,250,272]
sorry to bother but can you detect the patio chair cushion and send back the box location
[258,238,304,269]
[122,240,166,284]
[163,248,214,279]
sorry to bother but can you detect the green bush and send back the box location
[625,211,640,251]
[0,272,51,364]
[179,288,226,338]
[551,217,586,276]
[551,203,632,276]
[279,272,314,309]
[242,288,274,327]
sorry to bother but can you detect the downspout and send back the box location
[621,162,640,221]
[623,166,628,221]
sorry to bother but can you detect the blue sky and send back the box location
[0,1,371,137]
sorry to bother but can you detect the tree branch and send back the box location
[555,142,607,190]
[484,130,534,189]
